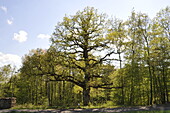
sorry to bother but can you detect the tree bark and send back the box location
[83,86,90,106]
[119,52,124,104]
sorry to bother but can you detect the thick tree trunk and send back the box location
[83,86,90,106]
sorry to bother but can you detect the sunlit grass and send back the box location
[11,103,48,109]
[122,111,170,113]
[8,103,170,113]
[5,112,36,113]
[5,110,170,113]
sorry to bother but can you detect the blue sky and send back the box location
[0,0,169,68]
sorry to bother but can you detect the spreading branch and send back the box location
[91,82,123,89]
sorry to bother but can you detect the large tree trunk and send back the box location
[83,86,90,106]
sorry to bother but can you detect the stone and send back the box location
[0,97,16,109]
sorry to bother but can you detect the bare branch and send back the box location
[53,74,84,87]
[91,51,116,68]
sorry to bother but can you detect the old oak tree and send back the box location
[50,7,121,106]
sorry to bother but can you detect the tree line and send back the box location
[0,6,170,107]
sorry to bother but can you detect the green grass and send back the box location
[4,111,170,113]
[11,104,48,109]
[122,110,170,113]
[8,109,170,113]
[5,103,170,113]
[2,111,36,113]
[85,111,170,113]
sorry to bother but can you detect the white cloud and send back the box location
[37,34,51,39]
[0,6,7,13]
[0,52,21,68]
[13,30,28,43]
[7,18,13,25]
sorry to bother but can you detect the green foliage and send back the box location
[51,6,119,106]
[0,64,17,97]
[1,6,170,109]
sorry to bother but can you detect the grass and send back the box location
[3,103,170,113]
[5,112,36,113]
[123,111,170,113]
[11,104,48,109]
[3,110,170,113]
[84,111,170,113]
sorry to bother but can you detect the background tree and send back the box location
[0,64,16,97]
[108,18,127,104]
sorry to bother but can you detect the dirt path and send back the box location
[0,105,170,113]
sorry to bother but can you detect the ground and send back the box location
[1,104,170,113]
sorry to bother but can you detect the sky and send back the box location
[0,0,169,68]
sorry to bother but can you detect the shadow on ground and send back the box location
[0,105,170,113]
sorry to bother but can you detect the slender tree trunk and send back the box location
[35,76,38,105]
[119,52,124,105]
[62,81,65,105]
[47,81,52,106]
[164,71,169,102]
[58,82,62,105]
[50,82,53,106]
[162,64,169,103]
[148,64,153,105]
[145,40,153,105]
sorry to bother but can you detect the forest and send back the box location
[0,6,170,107]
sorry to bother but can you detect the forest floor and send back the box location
[1,104,170,113]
